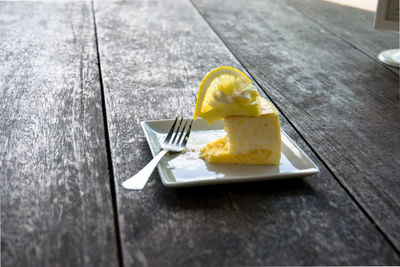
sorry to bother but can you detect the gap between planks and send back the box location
[91,1,125,266]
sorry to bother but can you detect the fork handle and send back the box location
[121,149,168,190]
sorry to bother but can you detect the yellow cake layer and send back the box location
[200,97,281,165]
[200,136,280,165]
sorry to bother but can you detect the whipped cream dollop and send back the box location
[208,84,258,106]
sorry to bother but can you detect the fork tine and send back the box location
[181,119,193,147]
[171,117,184,144]
[164,116,179,144]
[176,119,189,144]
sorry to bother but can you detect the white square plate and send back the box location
[141,119,319,187]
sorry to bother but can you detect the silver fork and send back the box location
[122,117,193,190]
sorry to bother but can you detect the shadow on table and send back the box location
[157,177,317,210]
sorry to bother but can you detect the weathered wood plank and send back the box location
[94,0,399,265]
[286,0,399,75]
[192,0,400,250]
[0,2,118,266]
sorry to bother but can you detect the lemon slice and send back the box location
[194,66,260,123]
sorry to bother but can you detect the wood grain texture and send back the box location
[286,0,399,75]
[0,2,118,266]
[192,0,400,250]
[94,0,399,265]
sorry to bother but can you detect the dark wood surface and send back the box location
[0,2,118,267]
[287,0,400,75]
[1,0,400,266]
[192,0,400,250]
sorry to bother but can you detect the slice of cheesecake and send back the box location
[200,97,281,165]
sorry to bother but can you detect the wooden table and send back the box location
[1,0,399,266]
